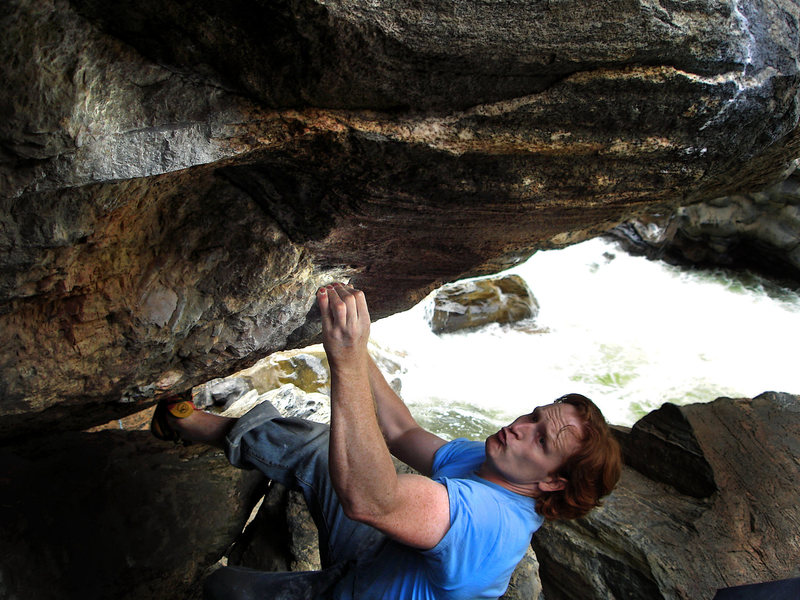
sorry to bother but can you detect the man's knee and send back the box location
[204,566,256,600]
[203,565,341,600]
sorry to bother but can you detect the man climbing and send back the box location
[151,282,622,599]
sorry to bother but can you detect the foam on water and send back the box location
[371,238,800,436]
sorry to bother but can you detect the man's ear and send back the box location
[538,476,566,493]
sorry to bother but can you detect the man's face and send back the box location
[482,402,584,495]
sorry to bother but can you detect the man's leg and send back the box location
[169,409,235,447]
[172,403,387,566]
[203,563,347,600]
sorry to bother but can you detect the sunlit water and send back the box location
[370,238,800,439]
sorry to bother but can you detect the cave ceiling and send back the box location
[1,0,798,439]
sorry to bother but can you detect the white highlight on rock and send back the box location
[697,0,767,132]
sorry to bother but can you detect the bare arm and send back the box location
[318,284,450,550]
[367,357,447,476]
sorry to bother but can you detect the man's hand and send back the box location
[317,283,370,372]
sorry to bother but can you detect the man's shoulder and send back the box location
[432,438,485,474]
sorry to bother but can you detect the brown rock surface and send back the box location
[2,0,800,439]
[533,392,800,600]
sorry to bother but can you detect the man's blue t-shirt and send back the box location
[338,439,544,599]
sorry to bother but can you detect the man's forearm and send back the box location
[318,285,451,548]
[367,355,446,475]
[328,359,403,519]
[367,356,419,441]
[318,284,403,519]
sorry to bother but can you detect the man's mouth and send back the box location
[497,428,507,445]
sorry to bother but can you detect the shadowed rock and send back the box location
[612,402,717,498]
[608,169,800,284]
[0,430,264,600]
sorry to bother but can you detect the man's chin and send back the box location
[485,433,502,452]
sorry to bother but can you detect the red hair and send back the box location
[535,394,622,520]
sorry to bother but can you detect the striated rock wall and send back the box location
[2,0,800,439]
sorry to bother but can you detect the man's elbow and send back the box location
[340,501,370,523]
[339,492,395,525]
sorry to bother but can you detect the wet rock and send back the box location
[533,392,800,600]
[608,170,800,284]
[0,430,264,600]
[427,274,539,334]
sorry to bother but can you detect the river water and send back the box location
[370,237,800,438]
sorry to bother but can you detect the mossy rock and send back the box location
[427,274,539,334]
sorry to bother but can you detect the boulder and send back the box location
[235,347,332,397]
[0,430,264,600]
[612,402,717,499]
[230,342,405,399]
[2,0,800,439]
[227,483,316,575]
[194,376,256,410]
[221,384,333,424]
[608,170,800,284]
[533,392,800,600]
[427,274,539,334]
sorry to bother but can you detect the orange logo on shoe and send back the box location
[167,400,195,419]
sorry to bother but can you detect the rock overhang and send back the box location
[1,0,799,439]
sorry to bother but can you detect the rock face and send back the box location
[532,392,800,600]
[2,0,800,439]
[0,431,264,600]
[609,170,800,284]
[426,274,539,334]
[613,402,717,498]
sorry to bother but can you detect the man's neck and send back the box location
[475,463,539,498]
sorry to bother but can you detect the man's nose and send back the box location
[510,423,532,438]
